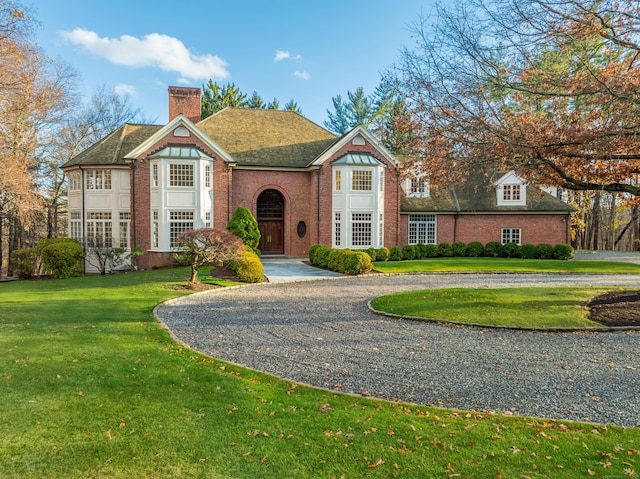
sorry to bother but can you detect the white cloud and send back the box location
[294,54,303,63]
[293,70,310,80]
[274,50,290,62]
[60,28,229,81]
[114,83,137,97]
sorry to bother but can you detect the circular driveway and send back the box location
[155,273,640,426]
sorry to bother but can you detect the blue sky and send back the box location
[29,0,431,126]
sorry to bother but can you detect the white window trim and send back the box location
[408,214,436,245]
[501,227,522,245]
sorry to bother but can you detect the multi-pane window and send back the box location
[408,214,436,245]
[503,184,521,201]
[85,170,112,190]
[152,163,158,187]
[205,163,211,188]
[68,171,81,191]
[152,210,159,249]
[351,212,372,247]
[334,212,341,247]
[169,163,194,187]
[69,212,82,240]
[119,212,130,248]
[86,212,112,247]
[380,169,385,193]
[352,170,372,191]
[502,228,521,245]
[378,213,384,248]
[335,170,341,191]
[169,211,194,248]
[409,179,430,198]
[205,211,211,228]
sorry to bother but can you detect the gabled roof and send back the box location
[196,108,338,168]
[124,114,234,163]
[62,124,163,168]
[402,170,574,214]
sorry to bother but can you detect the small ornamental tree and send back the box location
[226,206,261,252]
[174,228,245,284]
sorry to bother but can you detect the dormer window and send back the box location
[503,184,521,201]
[495,171,526,206]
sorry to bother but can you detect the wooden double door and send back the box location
[257,189,284,254]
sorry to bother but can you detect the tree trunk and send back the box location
[189,264,199,283]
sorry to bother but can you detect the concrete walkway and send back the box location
[261,257,343,283]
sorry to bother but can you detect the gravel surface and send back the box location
[155,273,640,427]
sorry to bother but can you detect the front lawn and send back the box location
[369,287,611,328]
[373,257,640,274]
[0,269,638,478]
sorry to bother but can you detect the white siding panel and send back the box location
[166,191,196,207]
[349,195,374,209]
[86,194,112,208]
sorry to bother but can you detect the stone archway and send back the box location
[257,189,284,254]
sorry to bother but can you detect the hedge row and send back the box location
[376,241,574,261]
[10,238,84,279]
[308,244,373,275]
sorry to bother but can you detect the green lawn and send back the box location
[373,257,640,274]
[370,287,611,328]
[1,268,638,478]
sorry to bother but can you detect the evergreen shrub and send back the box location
[466,241,484,257]
[9,248,38,279]
[535,243,554,259]
[401,244,416,260]
[437,242,453,257]
[452,242,467,257]
[228,250,264,283]
[365,247,377,262]
[376,247,390,262]
[502,242,521,258]
[39,240,83,279]
[520,243,537,259]
[553,243,574,260]
[226,206,260,251]
[389,246,403,261]
[484,241,503,257]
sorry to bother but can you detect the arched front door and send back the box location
[257,189,284,254]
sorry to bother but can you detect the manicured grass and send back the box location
[372,257,640,274]
[1,268,638,478]
[370,287,611,328]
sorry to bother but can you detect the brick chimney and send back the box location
[168,86,201,123]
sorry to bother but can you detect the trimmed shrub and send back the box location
[343,251,373,275]
[466,241,484,257]
[402,244,416,260]
[535,243,554,259]
[484,241,503,258]
[39,240,83,279]
[502,242,521,258]
[437,242,453,257]
[226,206,260,251]
[228,250,264,283]
[9,248,38,279]
[376,247,390,262]
[389,246,403,261]
[553,243,575,260]
[328,249,350,272]
[309,244,331,267]
[520,243,537,259]
[414,243,426,259]
[365,247,377,262]
[423,244,438,257]
[452,242,468,257]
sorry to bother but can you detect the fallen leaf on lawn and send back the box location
[317,404,333,413]
[368,458,384,468]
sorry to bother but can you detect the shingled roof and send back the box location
[62,124,163,168]
[196,108,338,168]
[402,170,574,214]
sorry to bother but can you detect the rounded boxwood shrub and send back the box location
[40,240,83,279]
[535,243,554,259]
[452,242,468,257]
[365,247,377,262]
[553,243,574,260]
[423,244,438,257]
[484,241,503,258]
[437,242,453,257]
[309,244,331,267]
[344,251,373,275]
[9,248,38,279]
[228,250,264,283]
[520,243,537,259]
[328,248,349,272]
[376,247,390,262]
[402,244,416,260]
[389,246,403,261]
[501,242,521,258]
[466,241,484,257]
[414,243,426,259]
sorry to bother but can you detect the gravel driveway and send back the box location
[155,273,640,427]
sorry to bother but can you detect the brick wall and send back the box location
[231,169,317,258]
[398,213,571,247]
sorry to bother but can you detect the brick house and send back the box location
[62,87,572,271]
